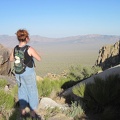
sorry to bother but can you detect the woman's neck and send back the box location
[19,42,27,47]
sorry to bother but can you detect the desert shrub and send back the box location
[73,74,120,119]
[44,101,84,120]
[68,65,101,81]
[37,77,69,97]
[11,85,18,95]
[0,79,18,119]
[0,90,14,110]
[66,101,84,118]
[0,79,8,88]
[73,84,86,98]
[37,78,52,97]
[44,107,62,119]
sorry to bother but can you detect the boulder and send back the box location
[0,44,11,75]
[36,75,43,81]
[95,41,120,70]
[38,97,68,110]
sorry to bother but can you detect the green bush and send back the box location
[73,84,86,98]
[37,78,52,97]
[68,65,101,81]
[0,90,14,110]
[44,107,62,119]
[0,79,8,88]
[37,77,69,97]
[0,79,18,119]
[73,74,120,118]
[10,85,18,99]
[67,101,84,118]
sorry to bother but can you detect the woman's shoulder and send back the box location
[28,46,35,51]
[27,46,36,56]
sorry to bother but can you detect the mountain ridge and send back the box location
[0,34,120,49]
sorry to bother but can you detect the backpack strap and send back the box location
[14,45,29,56]
[32,59,36,67]
[13,45,18,57]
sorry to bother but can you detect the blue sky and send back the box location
[0,0,120,38]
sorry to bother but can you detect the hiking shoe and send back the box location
[31,113,41,120]
[20,113,30,120]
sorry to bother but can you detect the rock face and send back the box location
[0,44,11,75]
[95,41,120,70]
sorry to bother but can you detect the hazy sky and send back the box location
[0,0,120,38]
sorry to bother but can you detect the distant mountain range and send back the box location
[0,34,119,52]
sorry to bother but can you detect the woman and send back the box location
[10,29,41,119]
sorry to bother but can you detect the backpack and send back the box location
[14,45,29,74]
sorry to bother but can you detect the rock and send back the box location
[44,71,67,80]
[4,84,10,92]
[35,97,70,120]
[0,75,16,87]
[0,44,11,75]
[36,75,43,81]
[95,41,120,70]
[38,97,68,110]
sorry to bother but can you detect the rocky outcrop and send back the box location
[44,71,67,80]
[0,44,11,75]
[95,41,120,70]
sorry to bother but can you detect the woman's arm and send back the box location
[28,47,41,61]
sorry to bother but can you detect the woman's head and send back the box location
[16,29,30,42]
